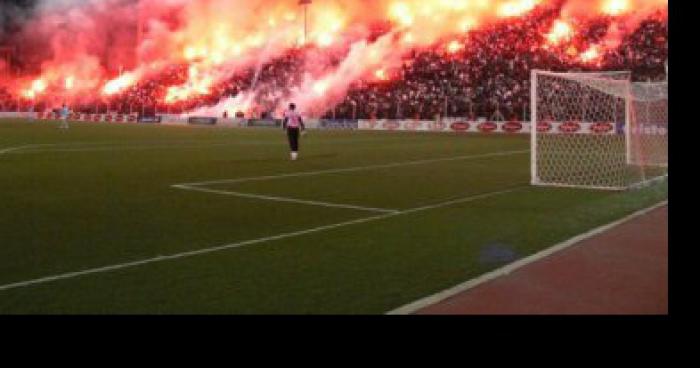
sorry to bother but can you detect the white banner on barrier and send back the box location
[1,113,620,137]
[30,112,139,123]
[359,119,617,135]
[0,112,33,119]
[359,120,449,132]
[358,119,532,134]
[305,119,321,129]
[534,121,617,135]
[158,114,188,125]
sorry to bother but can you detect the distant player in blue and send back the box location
[59,104,70,130]
[28,103,35,122]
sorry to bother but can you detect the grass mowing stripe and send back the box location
[0,187,523,293]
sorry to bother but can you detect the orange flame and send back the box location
[1,0,666,110]
[580,45,601,63]
[389,2,415,27]
[32,79,47,93]
[313,79,329,95]
[498,0,541,17]
[165,66,214,103]
[601,0,630,16]
[65,76,75,90]
[103,73,136,95]
[447,40,464,54]
[375,69,389,80]
[546,20,574,45]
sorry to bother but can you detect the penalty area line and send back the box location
[176,150,530,187]
[173,184,401,214]
[0,187,523,293]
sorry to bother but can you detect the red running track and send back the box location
[417,205,668,315]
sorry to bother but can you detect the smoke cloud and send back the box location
[1,0,667,116]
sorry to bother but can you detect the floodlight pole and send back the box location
[0,46,13,80]
[137,0,144,66]
[300,0,313,45]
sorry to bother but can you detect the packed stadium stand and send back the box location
[0,6,667,120]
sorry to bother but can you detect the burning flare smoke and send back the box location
[0,0,667,117]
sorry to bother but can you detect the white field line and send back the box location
[0,141,220,156]
[11,143,251,154]
[0,141,276,156]
[0,142,161,155]
[0,187,523,293]
[0,144,53,155]
[0,137,430,156]
[24,139,427,154]
[177,150,531,187]
[171,150,528,213]
[173,184,400,214]
[3,140,220,150]
[386,200,669,315]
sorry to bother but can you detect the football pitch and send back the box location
[0,120,668,314]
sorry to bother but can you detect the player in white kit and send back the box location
[282,103,305,160]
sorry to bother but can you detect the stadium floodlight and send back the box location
[531,70,668,190]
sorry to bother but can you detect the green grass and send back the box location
[0,119,668,314]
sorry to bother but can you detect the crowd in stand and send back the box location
[333,7,667,120]
[0,87,12,109]
[1,5,667,121]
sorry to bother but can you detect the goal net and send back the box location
[531,70,668,190]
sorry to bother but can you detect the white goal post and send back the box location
[531,70,668,190]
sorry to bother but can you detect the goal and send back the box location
[531,70,668,190]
